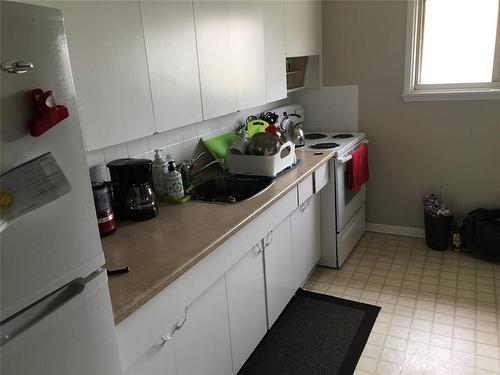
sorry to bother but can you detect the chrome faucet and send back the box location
[180,152,223,189]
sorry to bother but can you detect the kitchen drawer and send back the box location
[313,162,329,193]
[297,174,314,206]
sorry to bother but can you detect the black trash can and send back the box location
[424,211,453,250]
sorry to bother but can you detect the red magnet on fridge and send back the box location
[26,89,69,137]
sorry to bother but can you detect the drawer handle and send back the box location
[160,308,188,345]
[265,231,273,247]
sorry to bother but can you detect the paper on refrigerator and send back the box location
[0,152,71,231]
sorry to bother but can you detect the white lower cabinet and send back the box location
[291,204,309,289]
[126,339,176,375]
[291,194,322,289]
[174,276,233,375]
[307,194,322,271]
[226,243,267,373]
[263,217,294,328]
[120,178,327,374]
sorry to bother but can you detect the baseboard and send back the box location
[366,223,425,238]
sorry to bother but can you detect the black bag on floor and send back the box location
[461,208,500,261]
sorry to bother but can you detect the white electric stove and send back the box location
[301,131,366,157]
[302,131,368,268]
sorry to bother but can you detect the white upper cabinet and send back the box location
[194,1,266,119]
[140,1,203,133]
[284,0,322,57]
[61,1,155,151]
[262,1,287,102]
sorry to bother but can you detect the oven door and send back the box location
[335,143,367,232]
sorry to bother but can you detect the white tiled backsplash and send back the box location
[86,99,289,181]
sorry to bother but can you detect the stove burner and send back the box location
[309,142,340,150]
[304,133,327,140]
[332,133,354,139]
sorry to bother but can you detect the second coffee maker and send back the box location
[106,158,158,220]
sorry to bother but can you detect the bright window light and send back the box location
[419,0,499,84]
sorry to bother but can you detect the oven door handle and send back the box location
[337,140,369,164]
[337,155,352,164]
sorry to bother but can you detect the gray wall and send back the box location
[322,0,500,229]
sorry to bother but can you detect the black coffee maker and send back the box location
[106,158,158,220]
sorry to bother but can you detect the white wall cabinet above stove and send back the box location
[284,0,322,57]
[140,1,203,133]
[193,0,267,120]
[61,1,155,151]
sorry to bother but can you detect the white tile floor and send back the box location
[303,232,500,375]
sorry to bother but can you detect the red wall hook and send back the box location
[26,89,69,137]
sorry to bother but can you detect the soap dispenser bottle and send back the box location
[165,160,184,200]
[152,149,167,194]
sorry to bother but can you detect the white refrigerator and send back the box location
[0,2,122,374]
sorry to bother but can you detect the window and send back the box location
[403,0,500,101]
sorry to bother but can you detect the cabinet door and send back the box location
[226,243,267,373]
[126,340,176,375]
[194,1,266,119]
[174,276,233,375]
[307,194,322,272]
[61,1,155,151]
[290,205,309,290]
[262,1,287,102]
[140,1,203,133]
[284,0,322,57]
[264,217,294,328]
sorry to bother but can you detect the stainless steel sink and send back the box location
[189,175,274,204]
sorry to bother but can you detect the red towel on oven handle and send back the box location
[348,143,369,193]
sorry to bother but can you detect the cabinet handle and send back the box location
[254,242,263,254]
[299,200,308,212]
[160,308,188,345]
[1,60,34,74]
[265,231,273,247]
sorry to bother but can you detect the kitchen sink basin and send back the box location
[189,175,274,204]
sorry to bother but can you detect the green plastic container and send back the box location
[202,132,237,169]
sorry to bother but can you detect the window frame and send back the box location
[403,0,500,102]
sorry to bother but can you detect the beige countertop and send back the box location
[102,149,334,324]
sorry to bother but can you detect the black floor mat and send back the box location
[238,289,381,375]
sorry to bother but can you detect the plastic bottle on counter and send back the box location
[165,160,184,200]
[152,149,167,194]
